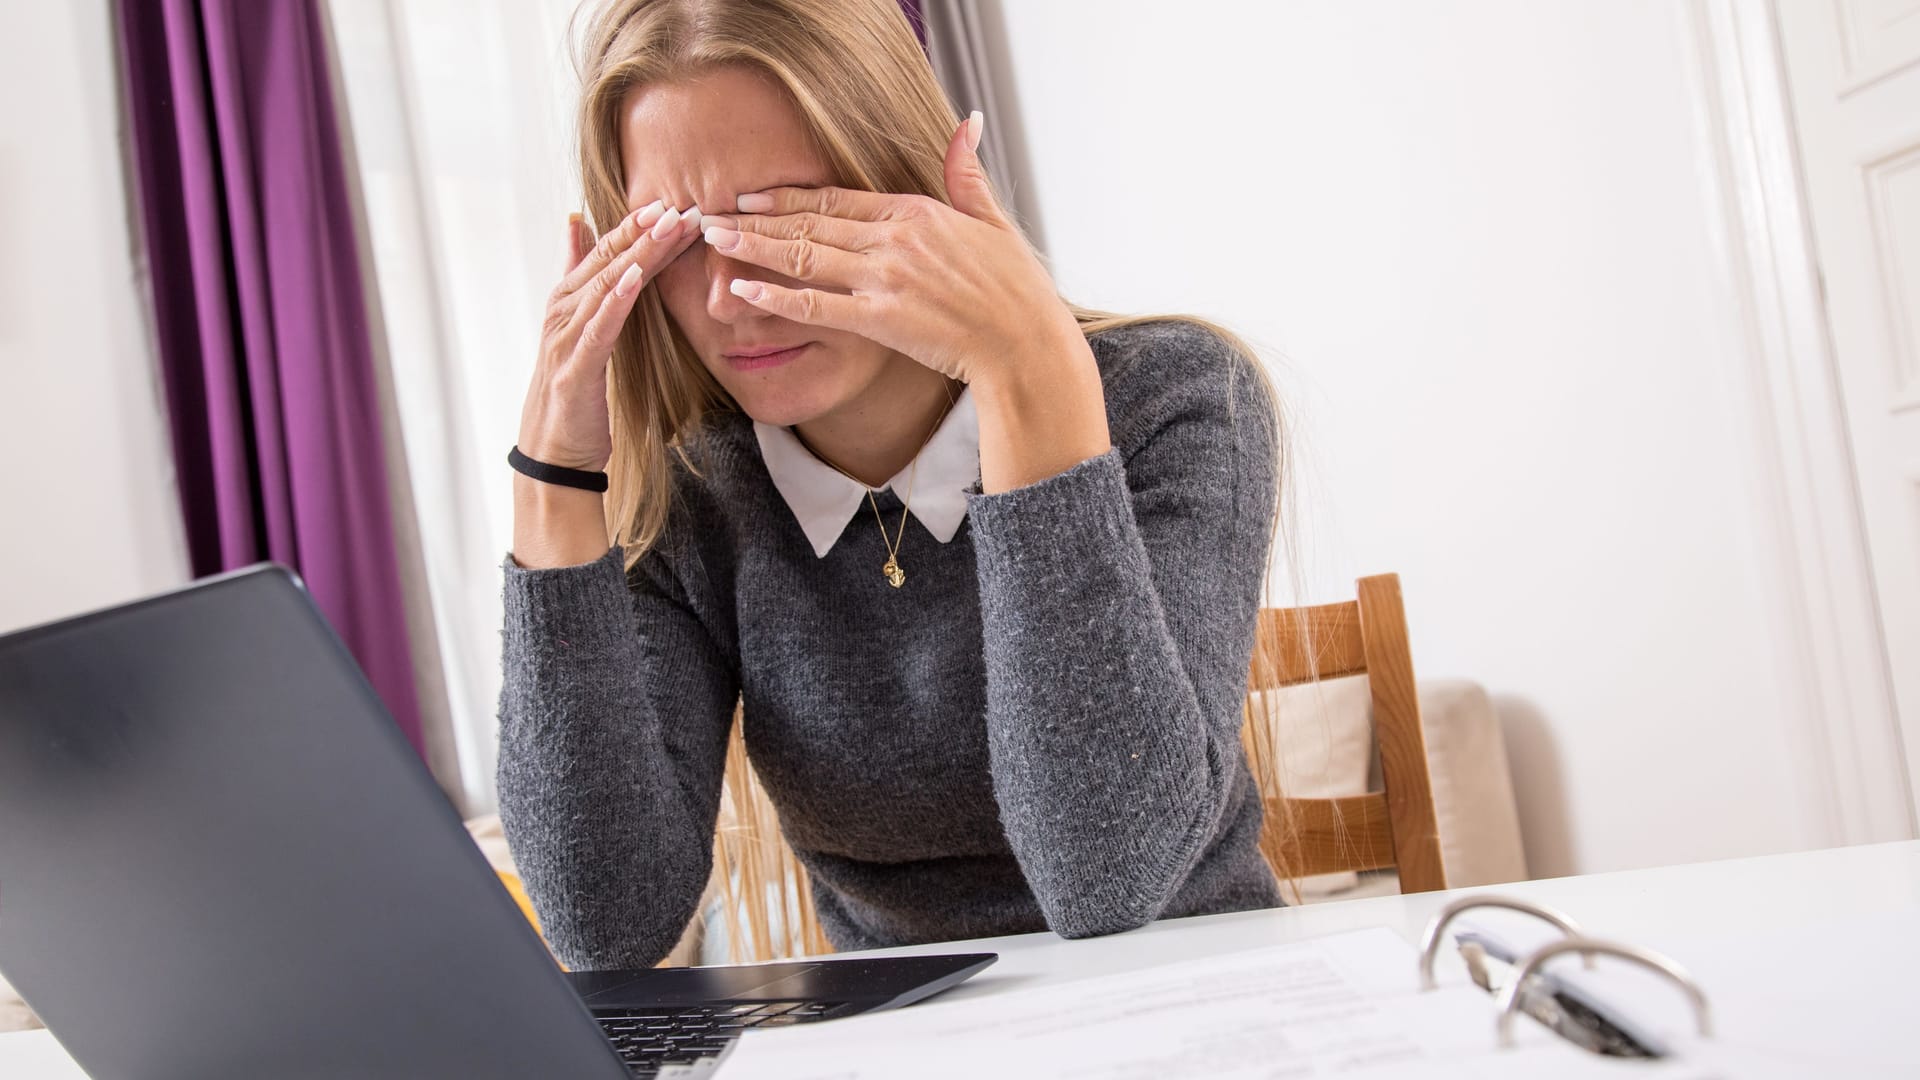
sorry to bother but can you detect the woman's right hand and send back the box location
[516,200,703,471]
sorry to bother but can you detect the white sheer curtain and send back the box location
[328,0,585,812]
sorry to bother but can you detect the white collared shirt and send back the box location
[752,389,981,558]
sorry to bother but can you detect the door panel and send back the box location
[1777,0,1920,821]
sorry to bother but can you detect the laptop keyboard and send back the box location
[595,1001,847,1077]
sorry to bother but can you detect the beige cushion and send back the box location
[1250,675,1376,897]
[1419,679,1527,888]
[1256,675,1529,903]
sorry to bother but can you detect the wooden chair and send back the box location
[703,572,1445,963]
[1242,573,1446,893]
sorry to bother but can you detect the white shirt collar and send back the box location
[753,388,980,559]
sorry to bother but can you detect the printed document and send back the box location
[716,928,1717,1079]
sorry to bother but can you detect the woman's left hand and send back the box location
[697,112,1091,390]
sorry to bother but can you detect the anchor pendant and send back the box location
[882,557,906,588]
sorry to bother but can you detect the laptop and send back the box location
[0,564,993,1078]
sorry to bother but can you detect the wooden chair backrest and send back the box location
[1243,573,1445,893]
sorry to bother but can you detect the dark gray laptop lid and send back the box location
[0,564,631,1079]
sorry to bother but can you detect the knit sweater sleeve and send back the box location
[963,323,1278,939]
[494,541,739,970]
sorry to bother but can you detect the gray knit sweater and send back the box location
[497,320,1283,970]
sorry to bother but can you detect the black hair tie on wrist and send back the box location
[508,446,609,493]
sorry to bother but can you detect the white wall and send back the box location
[0,2,189,634]
[985,0,1829,877]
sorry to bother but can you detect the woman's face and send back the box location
[619,65,896,429]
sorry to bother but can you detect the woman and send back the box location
[499,0,1288,971]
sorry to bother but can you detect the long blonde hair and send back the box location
[571,0,1309,958]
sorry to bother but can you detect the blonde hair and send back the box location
[571,0,1309,961]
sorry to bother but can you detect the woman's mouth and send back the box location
[724,343,812,371]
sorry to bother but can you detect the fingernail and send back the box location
[631,199,665,229]
[683,205,703,232]
[615,264,643,297]
[736,192,774,213]
[966,110,983,152]
[651,206,682,239]
[729,278,764,301]
[704,225,740,251]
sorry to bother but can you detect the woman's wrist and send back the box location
[972,333,1111,495]
[511,472,612,569]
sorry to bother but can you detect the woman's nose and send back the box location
[702,247,762,322]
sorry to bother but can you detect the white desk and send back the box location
[5,841,1916,1076]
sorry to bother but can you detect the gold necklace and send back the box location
[793,382,957,589]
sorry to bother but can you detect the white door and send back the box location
[1776,0,1920,822]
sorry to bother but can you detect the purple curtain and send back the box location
[116,0,424,755]
[898,0,927,51]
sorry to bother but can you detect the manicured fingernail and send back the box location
[704,225,740,251]
[729,278,764,301]
[736,193,774,213]
[631,199,665,229]
[615,264,643,297]
[683,206,703,232]
[651,206,682,239]
[966,110,983,152]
